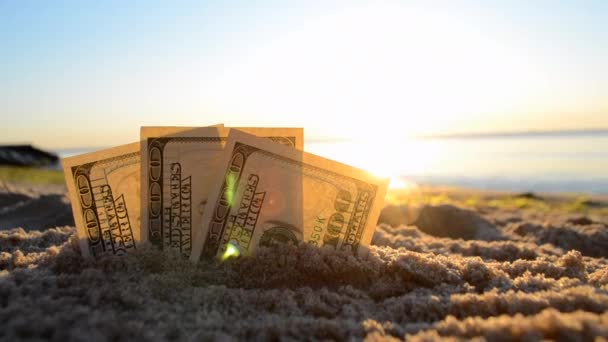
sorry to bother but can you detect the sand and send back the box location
[0,183,607,341]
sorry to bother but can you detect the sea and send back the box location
[55,130,608,194]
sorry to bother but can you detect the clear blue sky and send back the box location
[1,0,607,148]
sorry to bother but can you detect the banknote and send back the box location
[140,126,303,258]
[190,129,389,262]
[62,143,141,259]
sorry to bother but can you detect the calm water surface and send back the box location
[307,132,608,194]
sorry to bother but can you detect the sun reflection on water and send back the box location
[306,137,437,189]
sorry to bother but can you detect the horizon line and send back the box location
[305,127,608,143]
[2,127,607,150]
[423,127,608,140]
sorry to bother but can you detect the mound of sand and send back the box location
[411,204,502,240]
[0,185,73,231]
[0,186,607,340]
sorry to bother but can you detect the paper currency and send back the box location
[190,129,388,262]
[62,124,224,258]
[140,126,303,258]
[62,143,141,258]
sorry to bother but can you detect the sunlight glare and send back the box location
[307,136,438,189]
[208,2,539,139]
[220,242,241,261]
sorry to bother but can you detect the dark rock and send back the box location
[0,145,58,167]
[515,192,543,200]
[567,217,595,226]
[579,199,605,208]
[506,222,543,236]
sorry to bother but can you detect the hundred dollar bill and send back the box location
[63,143,141,259]
[140,126,303,258]
[190,129,389,262]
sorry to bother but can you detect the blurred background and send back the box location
[2,0,607,193]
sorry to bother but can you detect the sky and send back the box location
[1,0,607,148]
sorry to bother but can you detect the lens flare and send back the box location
[220,242,241,261]
[225,172,237,207]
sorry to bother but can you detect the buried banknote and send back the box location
[62,143,141,258]
[191,129,389,262]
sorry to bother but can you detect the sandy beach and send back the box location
[3,1,608,340]
[0,175,606,341]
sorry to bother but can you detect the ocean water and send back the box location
[307,131,608,194]
[55,131,608,194]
